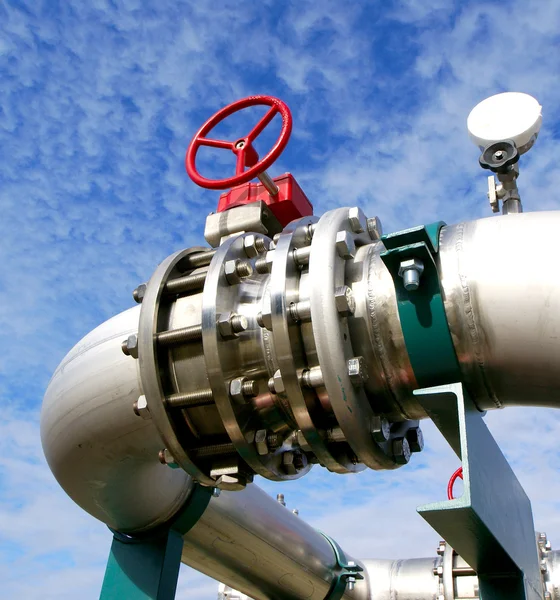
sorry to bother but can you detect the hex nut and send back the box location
[255,429,269,455]
[406,426,424,453]
[334,286,356,316]
[398,258,425,278]
[224,259,253,285]
[347,356,368,386]
[229,377,249,404]
[371,415,390,443]
[348,207,367,234]
[133,394,151,419]
[218,312,247,339]
[132,283,147,304]
[224,259,241,284]
[243,234,259,258]
[335,230,356,259]
[392,437,411,465]
[122,334,139,359]
[283,451,298,475]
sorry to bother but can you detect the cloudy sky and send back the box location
[2,0,560,598]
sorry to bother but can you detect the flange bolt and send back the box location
[398,258,424,292]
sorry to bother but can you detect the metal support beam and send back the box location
[100,530,183,600]
[99,485,213,600]
[415,383,542,600]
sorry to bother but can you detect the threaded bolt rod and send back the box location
[191,442,236,458]
[165,389,214,408]
[186,250,216,269]
[157,324,203,347]
[165,271,207,295]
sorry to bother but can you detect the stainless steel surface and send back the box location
[182,483,368,600]
[257,170,280,195]
[204,201,283,247]
[40,306,192,533]
[438,211,560,410]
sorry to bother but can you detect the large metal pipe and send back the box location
[40,307,365,600]
[363,210,560,418]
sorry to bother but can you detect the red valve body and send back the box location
[217,173,313,227]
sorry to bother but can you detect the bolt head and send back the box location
[282,451,306,475]
[335,230,356,259]
[255,429,269,455]
[133,394,151,419]
[122,334,139,359]
[392,437,411,465]
[216,473,247,491]
[273,369,285,395]
[243,234,260,258]
[347,356,368,386]
[224,259,241,285]
[406,426,424,453]
[348,207,367,234]
[366,216,383,240]
[159,448,178,468]
[335,286,356,316]
[258,295,273,331]
[132,283,147,303]
[398,258,424,277]
[371,415,390,443]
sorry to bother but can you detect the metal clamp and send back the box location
[319,531,364,600]
[380,222,462,389]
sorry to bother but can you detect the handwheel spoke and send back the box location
[235,149,246,175]
[198,137,234,150]
[247,106,278,142]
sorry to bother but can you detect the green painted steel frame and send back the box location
[415,383,542,600]
[382,224,541,599]
[99,485,213,600]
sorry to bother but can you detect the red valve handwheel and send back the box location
[447,466,463,500]
[186,95,292,190]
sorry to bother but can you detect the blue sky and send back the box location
[2,0,560,598]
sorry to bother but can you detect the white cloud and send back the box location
[2,0,560,598]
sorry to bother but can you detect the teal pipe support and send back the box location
[381,223,463,389]
[319,532,364,600]
[99,485,213,600]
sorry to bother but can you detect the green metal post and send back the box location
[100,530,184,600]
[99,485,213,600]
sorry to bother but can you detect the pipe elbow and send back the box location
[40,306,191,533]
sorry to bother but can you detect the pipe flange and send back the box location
[202,232,312,484]
[138,247,216,486]
[308,207,398,470]
[270,217,356,474]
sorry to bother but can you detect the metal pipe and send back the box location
[40,306,191,533]
[40,305,366,600]
[182,485,368,600]
[438,211,560,410]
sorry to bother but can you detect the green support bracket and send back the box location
[415,383,542,600]
[382,224,542,599]
[381,222,463,388]
[319,532,364,600]
[99,485,213,600]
